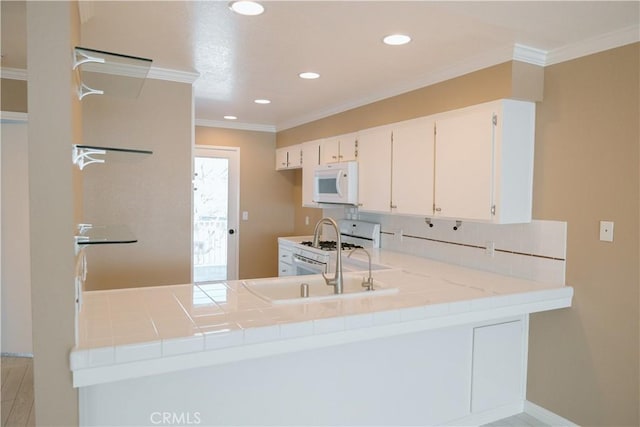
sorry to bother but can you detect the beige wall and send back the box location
[1,120,32,354]
[276,45,639,426]
[278,61,526,147]
[82,79,193,290]
[195,126,295,279]
[528,43,639,426]
[26,1,80,424]
[1,78,28,113]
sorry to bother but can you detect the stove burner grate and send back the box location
[300,240,363,251]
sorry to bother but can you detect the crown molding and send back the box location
[0,111,28,122]
[147,66,200,84]
[513,44,548,66]
[0,65,199,84]
[0,67,28,80]
[546,24,640,66]
[195,118,276,133]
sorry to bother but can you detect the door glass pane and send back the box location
[193,157,229,282]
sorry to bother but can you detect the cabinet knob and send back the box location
[435,207,442,212]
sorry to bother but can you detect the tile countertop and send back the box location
[70,247,573,387]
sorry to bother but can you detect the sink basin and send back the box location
[242,273,398,304]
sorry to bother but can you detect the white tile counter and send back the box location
[70,249,572,387]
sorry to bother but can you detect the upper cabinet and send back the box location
[391,117,435,216]
[357,117,435,215]
[321,132,357,163]
[291,99,535,224]
[433,99,535,224]
[276,146,302,170]
[356,125,392,212]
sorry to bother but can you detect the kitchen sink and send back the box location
[242,273,398,304]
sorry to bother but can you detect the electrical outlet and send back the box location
[305,216,309,226]
[485,241,495,257]
[599,221,614,242]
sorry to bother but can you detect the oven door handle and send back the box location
[292,254,325,266]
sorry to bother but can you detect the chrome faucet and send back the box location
[348,248,374,291]
[312,217,343,294]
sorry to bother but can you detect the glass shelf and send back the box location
[72,144,153,170]
[75,224,137,253]
[73,46,153,100]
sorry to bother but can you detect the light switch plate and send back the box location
[599,221,614,242]
[242,211,249,221]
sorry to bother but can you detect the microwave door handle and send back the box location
[336,171,344,197]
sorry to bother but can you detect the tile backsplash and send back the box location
[326,208,567,286]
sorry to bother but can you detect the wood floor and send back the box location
[1,357,35,427]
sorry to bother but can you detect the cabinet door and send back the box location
[287,146,303,169]
[434,106,495,221]
[302,140,321,207]
[357,127,392,213]
[338,133,358,162]
[392,118,435,216]
[321,137,341,164]
[471,320,525,413]
[275,147,289,170]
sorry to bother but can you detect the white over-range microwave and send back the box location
[313,161,359,205]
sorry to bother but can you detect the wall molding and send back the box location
[147,66,199,84]
[195,118,276,133]
[0,65,199,84]
[524,400,580,427]
[546,24,640,66]
[0,111,28,123]
[0,67,28,81]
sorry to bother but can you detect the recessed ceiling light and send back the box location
[254,99,271,104]
[229,1,264,16]
[299,72,320,80]
[224,115,237,120]
[383,34,411,46]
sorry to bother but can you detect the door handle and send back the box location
[228,229,235,235]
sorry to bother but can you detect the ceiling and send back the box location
[1,1,639,131]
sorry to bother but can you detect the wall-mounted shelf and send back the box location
[73,46,152,100]
[75,224,137,255]
[72,144,153,170]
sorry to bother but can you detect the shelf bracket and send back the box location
[72,145,106,170]
[73,48,106,70]
[77,82,104,100]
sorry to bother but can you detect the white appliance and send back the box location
[280,220,380,276]
[313,161,358,205]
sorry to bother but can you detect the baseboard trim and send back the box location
[444,402,524,426]
[524,400,580,427]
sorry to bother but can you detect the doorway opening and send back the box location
[192,146,240,282]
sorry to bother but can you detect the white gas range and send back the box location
[277,220,381,277]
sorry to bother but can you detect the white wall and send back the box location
[1,117,33,354]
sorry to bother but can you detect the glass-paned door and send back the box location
[193,147,239,282]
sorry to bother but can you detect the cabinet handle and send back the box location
[435,207,442,212]
[332,155,337,159]
[390,204,397,209]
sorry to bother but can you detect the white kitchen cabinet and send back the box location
[434,99,535,223]
[276,145,302,170]
[391,117,435,216]
[321,132,357,164]
[471,319,526,413]
[278,244,295,276]
[356,125,392,212]
[301,139,322,207]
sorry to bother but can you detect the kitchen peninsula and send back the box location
[72,246,572,426]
